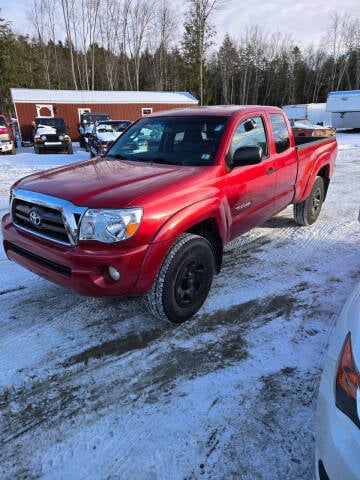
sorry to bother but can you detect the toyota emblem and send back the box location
[29,209,42,226]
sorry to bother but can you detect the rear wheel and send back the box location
[294,176,325,226]
[144,233,216,323]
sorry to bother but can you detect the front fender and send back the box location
[132,197,229,294]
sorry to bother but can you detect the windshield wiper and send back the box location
[151,157,173,164]
[108,154,129,160]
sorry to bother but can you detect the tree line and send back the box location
[0,0,359,116]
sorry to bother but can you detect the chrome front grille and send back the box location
[11,189,86,246]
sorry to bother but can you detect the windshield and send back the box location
[95,121,131,133]
[106,116,228,166]
[83,114,109,124]
[36,118,66,130]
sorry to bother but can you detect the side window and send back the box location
[269,114,290,153]
[230,116,268,159]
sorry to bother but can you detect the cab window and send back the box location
[230,116,268,159]
[269,114,290,153]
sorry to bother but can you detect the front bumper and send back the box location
[2,212,151,296]
[0,141,13,152]
[37,141,68,151]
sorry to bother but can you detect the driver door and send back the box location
[225,115,277,240]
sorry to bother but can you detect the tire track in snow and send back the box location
[0,293,301,478]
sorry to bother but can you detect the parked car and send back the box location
[88,120,132,157]
[33,117,73,154]
[315,278,360,480]
[2,105,337,324]
[78,112,110,150]
[0,114,17,154]
[290,119,336,137]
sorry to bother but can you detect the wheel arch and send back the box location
[187,218,223,273]
[317,164,331,200]
[133,207,226,295]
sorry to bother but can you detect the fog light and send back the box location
[108,266,120,281]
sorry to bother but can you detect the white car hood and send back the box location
[36,125,58,136]
[96,131,120,142]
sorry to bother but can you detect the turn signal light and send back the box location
[335,333,360,428]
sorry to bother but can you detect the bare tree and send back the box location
[183,0,223,105]
[78,0,100,90]
[60,0,78,88]
[124,0,158,90]
[98,0,123,89]
[146,0,178,90]
[325,13,353,91]
[32,0,59,88]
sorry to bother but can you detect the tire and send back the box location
[144,233,216,323]
[34,144,40,154]
[67,142,73,154]
[293,176,325,226]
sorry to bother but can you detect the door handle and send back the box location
[266,167,276,175]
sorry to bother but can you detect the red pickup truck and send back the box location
[0,114,16,154]
[1,106,337,323]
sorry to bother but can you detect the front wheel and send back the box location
[293,176,325,226]
[144,233,216,323]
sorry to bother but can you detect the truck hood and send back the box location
[14,157,212,207]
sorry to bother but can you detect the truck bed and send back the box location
[293,135,337,203]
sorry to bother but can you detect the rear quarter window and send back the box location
[269,114,290,153]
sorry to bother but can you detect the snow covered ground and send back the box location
[0,135,359,480]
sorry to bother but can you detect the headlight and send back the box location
[79,207,143,243]
[41,135,47,141]
[59,135,64,141]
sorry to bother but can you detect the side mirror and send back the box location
[230,145,263,168]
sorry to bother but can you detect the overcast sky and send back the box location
[1,0,359,51]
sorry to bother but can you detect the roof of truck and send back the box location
[147,105,283,117]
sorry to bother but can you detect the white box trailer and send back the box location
[283,103,332,126]
[283,104,307,120]
[326,90,360,129]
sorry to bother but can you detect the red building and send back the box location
[10,88,198,143]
